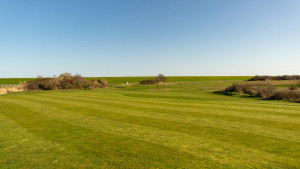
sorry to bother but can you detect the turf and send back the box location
[0,78,299,168]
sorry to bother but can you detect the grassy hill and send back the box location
[0,77,299,168]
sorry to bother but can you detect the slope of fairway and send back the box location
[0,80,299,168]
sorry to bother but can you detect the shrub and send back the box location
[248,75,300,81]
[87,81,99,90]
[71,74,87,89]
[26,78,59,90]
[289,86,297,91]
[255,86,276,98]
[271,90,300,102]
[26,81,39,90]
[140,79,158,85]
[98,79,108,88]
[224,82,300,103]
[26,73,108,91]
[242,84,257,95]
[224,83,244,93]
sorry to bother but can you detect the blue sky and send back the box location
[0,0,299,77]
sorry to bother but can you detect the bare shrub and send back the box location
[224,83,244,93]
[26,78,59,90]
[40,78,59,90]
[271,90,300,102]
[255,86,276,98]
[26,81,40,90]
[98,79,108,88]
[140,79,158,85]
[242,84,257,95]
[71,74,87,89]
[247,80,298,86]
[157,74,167,89]
[87,81,99,90]
[224,82,300,103]
[249,75,300,81]
[26,73,108,91]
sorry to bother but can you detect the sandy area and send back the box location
[0,86,25,95]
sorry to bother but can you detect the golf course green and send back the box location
[0,77,299,168]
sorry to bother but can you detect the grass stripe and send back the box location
[29,93,300,131]
[1,79,299,168]
[10,95,300,159]
[53,91,300,122]
[45,90,300,117]
[0,111,99,169]
[15,94,300,142]
[0,102,218,168]
[3,98,298,168]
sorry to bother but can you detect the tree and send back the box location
[157,74,167,89]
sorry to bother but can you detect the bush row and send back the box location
[225,83,300,102]
[26,73,108,91]
[139,79,158,85]
[248,75,300,81]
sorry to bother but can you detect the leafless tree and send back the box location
[157,74,167,89]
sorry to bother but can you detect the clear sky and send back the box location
[0,0,299,78]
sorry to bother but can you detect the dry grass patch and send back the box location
[0,86,25,95]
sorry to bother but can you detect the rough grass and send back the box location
[87,76,252,84]
[0,78,299,168]
[0,78,36,84]
[0,76,251,85]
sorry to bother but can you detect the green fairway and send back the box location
[0,78,299,168]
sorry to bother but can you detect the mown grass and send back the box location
[0,77,299,168]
